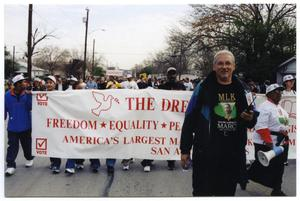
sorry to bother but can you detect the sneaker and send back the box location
[65,168,75,174]
[122,159,130,171]
[144,166,151,172]
[75,164,84,170]
[51,166,60,174]
[5,167,16,176]
[91,167,99,173]
[49,163,54,170]
[107,166,114,175]
[25,160,33,168]
[284,161,289,166]
[90,164,99,173]
[123,164,130,171]
[271,190,286,196]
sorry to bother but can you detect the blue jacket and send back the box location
[86,81,98,89]
[5,90,32,132]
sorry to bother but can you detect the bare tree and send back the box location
[26,28,55,58]
[33,46,71,74]
[64,48,106,77]
[166,27,196,79]
[187,4,296,81]
[70,49,84,61]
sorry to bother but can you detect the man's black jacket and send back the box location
[180,71,258,175]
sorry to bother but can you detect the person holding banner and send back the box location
[121,74,139,170]
[180,50,258,196]
[75,81,116,175]
[66,75,79,91]
[141,67,186,172]
[64,80,103,174]
[44,75,62,174]
[158,67,185,171]
[5,74,34,176]
[282,74,296,96]
[247,83,289,196]
[281,74,295,166]
[64,76,80,174]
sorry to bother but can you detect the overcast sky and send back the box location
[4,4,192,70]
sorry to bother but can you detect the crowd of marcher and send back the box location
[5,74,200,93]
[4,49,296,197]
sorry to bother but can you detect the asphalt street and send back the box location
[4,152,296,197]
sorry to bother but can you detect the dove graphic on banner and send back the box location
[91,91,118,116]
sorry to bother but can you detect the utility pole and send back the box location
[92,38,95,74]
[83,8,89,81]
[12,46,15,74]
[27,4,33,80]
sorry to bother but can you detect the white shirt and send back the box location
[253,100,289,145]
[58,83,63,91]
[184,82,194,91]
[66,85,73,91]
[282,90,296,96]
[121,80,139,89]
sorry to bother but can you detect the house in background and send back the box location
[277,56,296,84]
[15,60,49,78]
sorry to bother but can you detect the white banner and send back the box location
[32,89,192,160]
[32,90,296,160]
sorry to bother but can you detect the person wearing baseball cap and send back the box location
[167,67,177,74]
[32,77,44,91]
[120,73,139,171]
[4,74,34,176]
[248,83,289,196]
[12,74,26,85]
[140,67,186,173]
[66,75,79,90]
[281,75,295,166]
[120,74,139,90]
[266,83,284,95]
[282,74,296,96]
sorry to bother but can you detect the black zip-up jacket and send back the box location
[180,71,258,161]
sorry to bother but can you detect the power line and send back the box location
[31,7,59,32]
